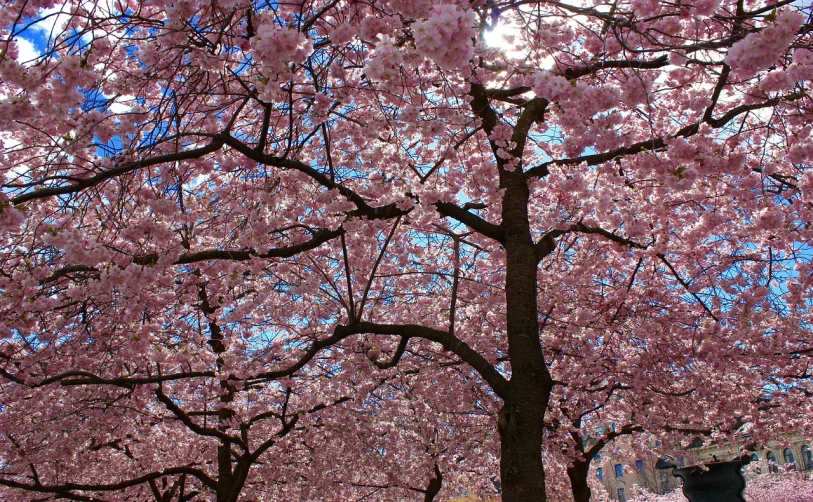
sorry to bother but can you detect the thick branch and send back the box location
[535,222,647,258]
[10,138,225,205]
[563,55,669,79]
[525,92,806,179]
[486,87,532,99]
[155,387,246,448]
[42,229,342,285]
[434,201,504,242]
[468,81,499,135]
[52,370,216,388]
[335,322,509,398]
[657,254,720,322]
[222,134,407,221]
[248,322,508,397]
[135,229,343,265]
[371,336,410,369]
[0,466,217,494]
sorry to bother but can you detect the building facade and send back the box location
[593,436,813,501]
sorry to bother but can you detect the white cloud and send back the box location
[28,5,73,38]
[108,94,135,113]
[14,37,40,66]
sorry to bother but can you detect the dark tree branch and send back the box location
[535,222,647,258]
[356,215,401,321]
[423,464,443,502]
[50,370,216,388]
[434,201,504,242]
[0,466,217,494]
[525,92,806,179]
[9,138,225,205]
[371,336,410,369]
[563,55,669,79]
[486,87,532,100]
[468,81,499,136]
[41,229,343,285]
[334,322,510,398]
[222,134,407,221]
[657,254,720,322]
[155,386,246,448]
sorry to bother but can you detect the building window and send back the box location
[597,467,603,481]
[783,448,796,471]
[615,464,624,478]
[802,445,813,471]
[635,459,644,472]
[767,451,779,474]
[751,454,761,474]
[617,487,627,502]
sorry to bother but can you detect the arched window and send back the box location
[766,451,779,474]
[802,445,813,471]
[750,453,761,474]
[783,448,796,471]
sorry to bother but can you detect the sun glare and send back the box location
[484,22,518,52]
[483,21,541,64]
[483,21,552,69]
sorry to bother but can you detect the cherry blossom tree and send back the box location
[538,236,799,501]
[2,0,813,501]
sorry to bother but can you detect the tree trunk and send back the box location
[499,171,553,501]
[498,397,549,501]
[567,460,592,502]
[217,441,234,502]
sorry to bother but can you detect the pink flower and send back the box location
[412,4,476,70]
[692,0,721,17]
[725,9,803,78]
[252,21,309,76]
[532,70,572,102]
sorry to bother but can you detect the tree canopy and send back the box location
[1,0,812,501]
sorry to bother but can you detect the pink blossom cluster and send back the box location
[309,93,333,124]
[531,70,573,102]
[790,48,813,82]
[1,0,813,501]
[363,36,406,81]
[691,0,722,17]
[759,47,813,93]
[327,23,355,45]
[412,4,476,71]
[630,0,663,18]
[744,471,813,502]
[251,21,310,76]
[724,9,804,78]
[384,0,436,20]
[759,69,795,93]
[619,472,813,502]
[41,228,112,267]
[0,194,24,231]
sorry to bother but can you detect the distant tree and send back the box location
[1,0,812,500]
